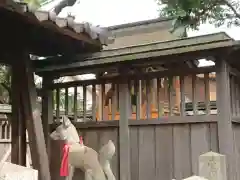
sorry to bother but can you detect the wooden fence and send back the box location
[0,120,11,162]
[49,116,218,180]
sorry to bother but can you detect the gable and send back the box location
[104,18,184,50]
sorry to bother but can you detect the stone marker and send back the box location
[199,151,227,180]
[183,176,208,180]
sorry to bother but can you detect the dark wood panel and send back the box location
[138,126,155,180]
[233,124,240,180]
[50,115,218,130]
[209,123,219,152]
[50,140,63,180]
[82,129,100,154]
[190,124,210,175]
[130,127,139,180]
[155,125,174,180]
[173,124,191,180]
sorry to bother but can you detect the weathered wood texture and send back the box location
[49,120,218,180]
[49,68,217,123]
[232,123,240,180]
[0,121,32,165]
[216,59,236,180]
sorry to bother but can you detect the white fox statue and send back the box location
[50,116,116,180]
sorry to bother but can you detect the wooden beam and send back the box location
[18,52,51,180]
[216,58,236,180]
[41,76,53,157]
[34,49,222,77]
[119,82,130,180]
[48,66,215,90]
[11,63,26,166]
[34,33,234,76]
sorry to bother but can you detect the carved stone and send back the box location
[199,151,227,180]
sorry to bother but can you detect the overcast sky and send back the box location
[60,0,240,40]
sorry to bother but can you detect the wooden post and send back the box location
[119,81,130,180]
[18,53,51,180]
[41,76,53,156]
[11,63,26,166]
[216,59,236,180]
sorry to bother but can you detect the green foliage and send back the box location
[0,66,11,103]
[158,0,240,30]
[0,0,48,105]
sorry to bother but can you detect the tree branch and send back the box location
[1,83,11,94]
[223,0,240,19]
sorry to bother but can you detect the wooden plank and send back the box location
[128,81,132,117]
[56,88,60,120]
[230,76,236,116]
[168,76,174,116]
[138,126,155,180]
[235,79,240,116]
[233,124,240,180]
[155,125,174,180]
[49,115,218,129]
[11,63,26,166]
[216,59,236,180]
[209,123,219,152]
[157,78,161,119]
[173,124,191,179]
[130,127,139,180]
[49,66,215,89]
[192,75,197,115]
[11,64,21,164]
[83,130,100,156]
[190,124,210,175]
[92,84,97,121]
[136,80,141,120]
[65,87,69,115]
[83,85,87,121]
[19,53,51,180]
[101,83,106,120]
[204,73,210,115]
[111,83,117,120]
[73,86,78,121]
[50,140,62,180]
[146,79,151,119]
[180,75,185,116]
[41,76,53,156]
[119,83,130,180]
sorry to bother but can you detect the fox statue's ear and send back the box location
[62,115,71,127]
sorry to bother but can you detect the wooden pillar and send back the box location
[11,64,26,166]
[119,81,130,180]
[41,76,53,156]
[216,59,236,180]
[18,52,51,180]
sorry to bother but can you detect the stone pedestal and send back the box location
[199,151,227,180]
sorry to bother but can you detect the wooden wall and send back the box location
[233,123,240,180]
[50,119,218,180]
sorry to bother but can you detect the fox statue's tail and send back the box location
[99,140,116,180]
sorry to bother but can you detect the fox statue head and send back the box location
[50,116,79,144]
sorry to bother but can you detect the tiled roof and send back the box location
[35,0,115,45]
[0,0,115,56]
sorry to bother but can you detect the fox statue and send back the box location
[50,116,116,180]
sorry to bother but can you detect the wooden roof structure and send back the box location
[34,32,240,77]
[0,0,113,59]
